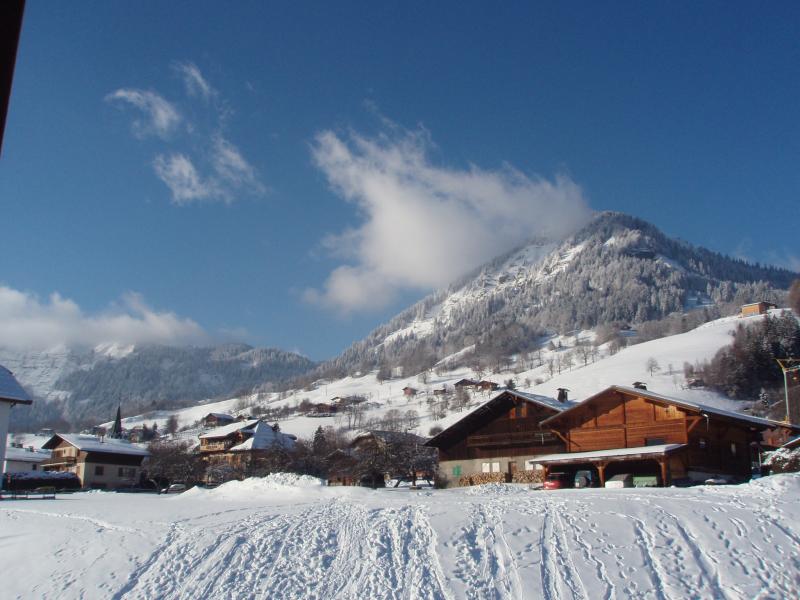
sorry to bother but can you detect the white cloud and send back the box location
[106,63,263,205]
[173,61,216,100]
[0,286,208,351]
[105,89,181,139]
[306,125,591,312]
[152,137,264,205]
[153,153,219,204]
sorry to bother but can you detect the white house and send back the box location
[0,365,33,480]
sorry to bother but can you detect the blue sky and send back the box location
[1,2,799,359]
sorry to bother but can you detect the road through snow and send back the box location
[1,475,799,599]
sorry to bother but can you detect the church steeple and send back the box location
[110,405,123,438]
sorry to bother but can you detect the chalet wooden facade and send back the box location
[535,386,800,485]
[40,434,149,489]
[203,413,236,428]
[426,390,571,485]
[740,301,777,317]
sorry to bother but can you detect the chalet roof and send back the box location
[426,390,574,449]
[540,385,800,431]
[199,419,260,439]
[228,421,296,452]
[4,446,51,463]
[41,434,150,456]
[530,443,687,464]
[0,365,32,404]
[782,436,800,450]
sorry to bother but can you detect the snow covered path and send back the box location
[2,475,799,599]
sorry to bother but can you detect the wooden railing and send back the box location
[467,431,558,447]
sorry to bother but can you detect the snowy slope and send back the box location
[1,474,798,599]
[107,312,773,443]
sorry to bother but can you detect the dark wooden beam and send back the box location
[0,0,24,157]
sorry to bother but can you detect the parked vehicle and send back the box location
[160,483,187,494]
[632,474,659,488]
[544,472,574,490]
[604,474,634,489]
[574,470,598,488]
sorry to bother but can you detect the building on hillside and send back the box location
[324,449,358,486]
[402,386,418,397]
[741,302,777,317]
[426,390,572,486]
[454,379,479,389]
[534,385,800,486]
[3,444,50,474]
[198,419,296,481]
[40,434,149,489]
[0,365,33,480]
[476,381,499,392]
[203,413,236,428]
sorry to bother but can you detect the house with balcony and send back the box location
[426,389,573,485]
[199,419,296,480]
[40,433,149,489]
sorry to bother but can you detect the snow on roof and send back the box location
[199,419,260,439]
[0,365,32,404]
[205,413,235,420]
[531,443,687,464]
[4,446,51,463]
[611,385,797,430]
[44,434,150,456]
[228,422,296,451]
[541,385,798,431]
[510,390,576,412]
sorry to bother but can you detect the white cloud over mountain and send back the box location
[105,89,181,139]
[305,125,591,312]
[0,285,207,351]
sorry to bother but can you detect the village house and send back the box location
[453,379,479,389]
[740,301,777,317]
[40,433,149,489]
[402,386,418,397]
[198,419,296,479]
[426,390,572,485]
[203,413,236,428]
[3,443,50,474]
[532,385,800,486]
[0,365,33,480]
[476,380,499,392]
[350,430,435,486]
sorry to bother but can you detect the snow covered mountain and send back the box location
[3,343,315,430]
[317,212,796,380]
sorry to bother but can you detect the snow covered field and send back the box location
[2,473,799,599]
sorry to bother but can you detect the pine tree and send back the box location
[110,405,123,438]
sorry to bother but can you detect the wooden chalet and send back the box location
[454,379,479,389]
[203,413,236,428]
[426,390,572,485]
[40,433,149,489]
[534,385,800,486]
[199,419,296,480]
[476,380,499,392]
[402,386,418,397]
[740,301,777,317]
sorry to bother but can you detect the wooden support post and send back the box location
[659,458,669,487]
[597,462,607,487]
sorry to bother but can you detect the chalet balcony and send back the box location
[467,432,559,448]
[200,441,233,452]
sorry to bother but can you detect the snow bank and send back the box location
[745,472,800,494]
[181,473,326,501]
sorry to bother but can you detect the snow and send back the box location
[531,443,686,463]
[49,434,150,456]
[1,474,799,598]
[0,364,32,403]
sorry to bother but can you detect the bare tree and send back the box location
[646,357,661,376]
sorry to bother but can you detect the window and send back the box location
[32,464,37,471]
[645,437,666,446]
[95,465,104,476]
[491,462,501,473]
[452,466,462,477]
[482,462,491,473]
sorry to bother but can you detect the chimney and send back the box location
[633,381,647,390]
[557,388,569,403]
